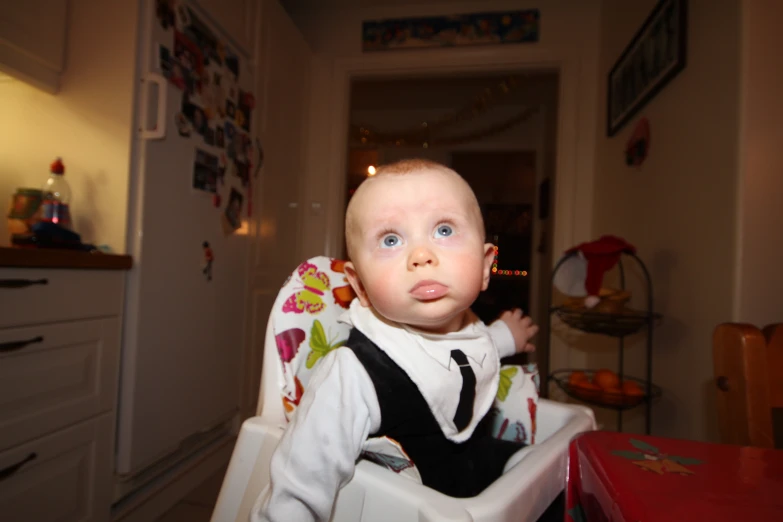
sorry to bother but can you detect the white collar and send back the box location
[399,322,489,371]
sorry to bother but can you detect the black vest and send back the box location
[347,327,524,498]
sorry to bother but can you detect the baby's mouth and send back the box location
[410,280,448,300]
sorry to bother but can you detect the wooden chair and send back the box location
[713,323,783,448]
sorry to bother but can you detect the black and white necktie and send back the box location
[450,349,476,431]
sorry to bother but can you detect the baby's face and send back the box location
[345,169,493,333]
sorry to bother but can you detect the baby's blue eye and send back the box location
[434,224,454,238]
[381,234,401,248]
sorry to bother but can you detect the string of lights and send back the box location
[350,75,540,148]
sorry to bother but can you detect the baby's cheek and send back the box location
[364,274,397,311]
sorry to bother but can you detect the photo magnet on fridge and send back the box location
[204,126,215,146]
[160,45,189,92]
[155,0,176,30]
[193,149,219,194]
[222,188,243,234]
[175,113,192,137]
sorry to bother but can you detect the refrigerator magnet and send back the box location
[224,121,236,142]
[225,100,236,120]
[217,153,227,186]
[221,188,243,235]
[176,3,191,29]
[160,45,187,92]
[193,149,219,194]
[204,127,215,146]
[155,0,176,30]
[238,90,254,132]
[175,113,191,137]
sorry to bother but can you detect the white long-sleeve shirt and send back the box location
[253,303,516,522]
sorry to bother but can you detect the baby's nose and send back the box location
[408,246,438,269]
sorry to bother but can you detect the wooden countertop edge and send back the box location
[0,247,133,270]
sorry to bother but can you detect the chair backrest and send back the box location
[713,322,783,448]
[257,256,356,420]
[763,324,783,447]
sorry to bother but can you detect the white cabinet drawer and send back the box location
[0,268,124,328]
[0,414,113,522]
[0,319,121,451]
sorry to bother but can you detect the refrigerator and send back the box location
[117,0,257,481]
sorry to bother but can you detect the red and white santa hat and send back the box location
[553,235,636,308]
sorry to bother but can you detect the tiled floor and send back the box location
[156,466,226,522]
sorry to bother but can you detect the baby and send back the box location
[255,159,539,521]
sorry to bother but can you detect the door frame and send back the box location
[315,46,597,388]
[320,45,594,265]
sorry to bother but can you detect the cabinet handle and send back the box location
[0,453,37,482]
[716,376,730,392]
[0,278,49,288]
[0,336,44,353]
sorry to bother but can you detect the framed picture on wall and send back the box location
[607,0,688,137]
[361,10,540,52]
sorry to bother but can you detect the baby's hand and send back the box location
[499,309,539,353]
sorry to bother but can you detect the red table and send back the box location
[566,431,783,521]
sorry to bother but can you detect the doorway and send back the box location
[452,150,536,322]
[343,71,558,367]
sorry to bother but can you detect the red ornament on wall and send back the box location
[625,117,650,167]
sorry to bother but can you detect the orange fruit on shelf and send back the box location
[622,380,644,396]
[574,380,601,392]
[568,371,589,386]
[601,386,625,405]
[571,380,602,401]
[593,369,620,390]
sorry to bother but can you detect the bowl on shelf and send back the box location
[550,369,660,409]
[563,287,632,314]
[553,306,658,337]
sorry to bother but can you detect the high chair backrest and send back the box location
[713,322,783,448]
[257,256,356,420]
[257,256,542,450]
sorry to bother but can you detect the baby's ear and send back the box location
[344,262,371,307]
[481,243,495,291]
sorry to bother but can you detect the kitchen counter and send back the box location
[0,247,133,270]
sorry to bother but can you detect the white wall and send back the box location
[285,0,602,262]
[591,0,742,441]
[0,0,139,253]
[733,0,783,327]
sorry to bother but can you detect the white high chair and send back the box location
[211,257,595,522]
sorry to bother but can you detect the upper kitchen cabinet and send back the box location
[0,0,68,93]
[194,0,258,58]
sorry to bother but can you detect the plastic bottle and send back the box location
[41,157,72,229]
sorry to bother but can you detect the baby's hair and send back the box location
[344,158,485,260]
[373,158,454,176]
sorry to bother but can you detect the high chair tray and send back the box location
[211,399,595,522]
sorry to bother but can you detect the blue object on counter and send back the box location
[11,222,96,251]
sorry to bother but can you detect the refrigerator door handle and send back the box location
[139,73,167,140]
